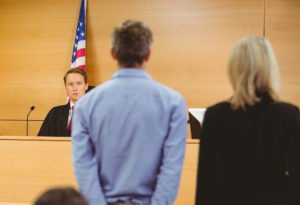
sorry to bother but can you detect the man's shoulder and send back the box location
[152,81,184,99]
[48,104,69,113]
[42,104,69,123]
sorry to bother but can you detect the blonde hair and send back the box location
[228,36,280,110]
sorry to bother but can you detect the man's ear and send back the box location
[85,83,89,91]
[111,48,117,60]
[144,49,151,62]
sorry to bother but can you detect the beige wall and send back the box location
[0,0,299,136]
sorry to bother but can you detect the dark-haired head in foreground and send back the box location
[34,187,88,205]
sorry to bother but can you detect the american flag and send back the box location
[71,0,86,69]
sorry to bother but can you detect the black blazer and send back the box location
[196,97,300,205]
[38,103,71,136]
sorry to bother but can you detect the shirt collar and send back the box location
[70,101,75,108]
[112,68,152,80]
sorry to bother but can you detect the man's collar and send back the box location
[112,68,152,80]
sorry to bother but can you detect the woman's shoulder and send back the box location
[269,101,299,118]
[270,101,298,110]
[206,100,231,113]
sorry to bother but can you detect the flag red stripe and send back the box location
[77,65,85,69]
[76,48,86,58]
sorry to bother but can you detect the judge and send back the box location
[38,68,88,136]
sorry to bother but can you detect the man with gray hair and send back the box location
[72,20,187,205]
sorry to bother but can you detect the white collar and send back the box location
[70,101,75,108]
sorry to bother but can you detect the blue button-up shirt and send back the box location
[72,68,187,205]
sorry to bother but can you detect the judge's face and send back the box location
[65,73,88,103]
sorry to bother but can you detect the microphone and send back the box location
[26,106,35,136]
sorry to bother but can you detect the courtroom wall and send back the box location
[0,0,299,136]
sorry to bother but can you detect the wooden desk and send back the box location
[175,139,199,205]
[0,136,199,204]
[0,136,76,204]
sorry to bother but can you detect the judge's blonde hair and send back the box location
[228,36,280,110]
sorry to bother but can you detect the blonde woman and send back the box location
[196,36,300,205]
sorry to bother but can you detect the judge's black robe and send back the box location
[38,103,71,136]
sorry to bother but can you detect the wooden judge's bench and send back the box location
[0,136,199,205]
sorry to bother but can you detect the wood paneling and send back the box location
[1,0,299,136]
[175,139,199,205]
[265,0,300,106]
[0,136,75,203]
[0,0,79,120]
[0,0,264,135]
[0,137,199,205]
[87,0,264,107]
[0,121,43,136]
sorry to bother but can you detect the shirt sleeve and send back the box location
[72,104,107,205]
[150,96,187,205]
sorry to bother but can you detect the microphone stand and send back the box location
[26,106,35,136]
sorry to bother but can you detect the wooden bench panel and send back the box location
[0,136,199,204]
